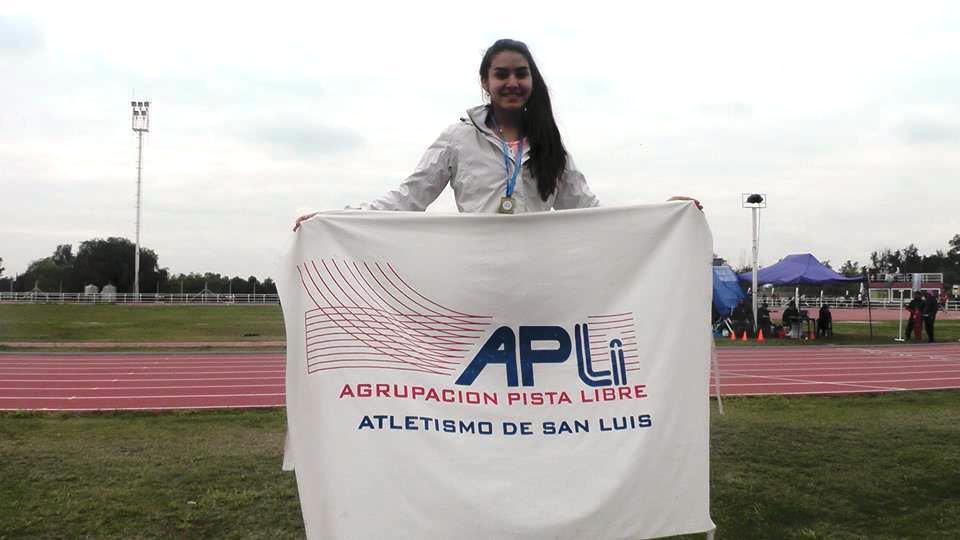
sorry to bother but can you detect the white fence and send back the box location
[757,295,960,312]
[1,291,957,311]
[0,292,280,305]
[0,292,960,311]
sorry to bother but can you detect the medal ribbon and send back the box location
[501,139,524,198]
[491,111,524,198]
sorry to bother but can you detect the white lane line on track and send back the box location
[0,349,286,358]
[0,362,285,368]
[715,351,960,360]
[0,384,284,390]
[0,377,284,383]
[0,354,283,357]
[0,393,285,400]
[716,363,960,373]
[0,404,285,411]
[718,365,960,372]
[724,350,960,357]
[713,385,960,396]
[715,354,960,362]
[721,371,899,391]
[714,370,960,380]
[0,369,285,375]
[719,355,960,363]
[845,346,960,354]
[1,370,285,376]
[0,358,285,364]
[0,365,283,371]
[711,377,960,386]
[718,365,960,374]
[718,355,960,365]
[719,344,960,350]
[720,345,960,351]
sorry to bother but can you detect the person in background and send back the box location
[731,299,751,338]
[922,291,938,343]
[905,291,923,341]
[757,301,772,338]
[782,301,800,338]
[817,304,832,338]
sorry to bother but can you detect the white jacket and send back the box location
[361,105,600,213]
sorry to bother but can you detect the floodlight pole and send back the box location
[751,207,759,332]
[131,100,150,298]
[743,193,767,333]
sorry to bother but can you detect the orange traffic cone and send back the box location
[729,330,736,341]
[740,331,749,342]
[756,328,765,342]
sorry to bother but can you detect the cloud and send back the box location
[0,17,42,53]
[3,2,960,280]
[894,117,960,144]
[244,120,365,157]
[696,102,753,117]
[141,72,327,110]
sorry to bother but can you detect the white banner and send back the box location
[278,203,715,539]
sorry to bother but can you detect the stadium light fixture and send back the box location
[131,99,151,297]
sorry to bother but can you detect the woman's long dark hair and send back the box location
[480,39,566,201]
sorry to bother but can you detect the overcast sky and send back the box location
[2,1,958,282]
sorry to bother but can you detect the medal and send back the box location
[490,110,524,215]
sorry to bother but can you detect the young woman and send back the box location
[294,39,699,229]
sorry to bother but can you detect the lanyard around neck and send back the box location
[500,139,524,197]
[490,112,524,198]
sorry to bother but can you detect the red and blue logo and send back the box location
[297,259,638,387]
[455,318,636,388]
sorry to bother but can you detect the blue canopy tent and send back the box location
[713,265,746,317]
[736,253,863,286]
[737,253,870,338]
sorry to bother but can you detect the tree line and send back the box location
[0,238,277,295]
[4,234,958,297]
[722,234,960,298]
[832,235,960,292]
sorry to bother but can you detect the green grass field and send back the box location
[2,305,958,348]
[3,392,959,539]
[0,409,302,539]
[0,304,284,343]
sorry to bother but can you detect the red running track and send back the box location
[712,343,960,396]
[0,353,285,411]
[1,345,959,411]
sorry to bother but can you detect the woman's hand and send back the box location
[293,212,318,232]
[667,196,703,211]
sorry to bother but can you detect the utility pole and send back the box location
[131,100,151,298]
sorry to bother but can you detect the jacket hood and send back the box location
[465,105,497,138]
